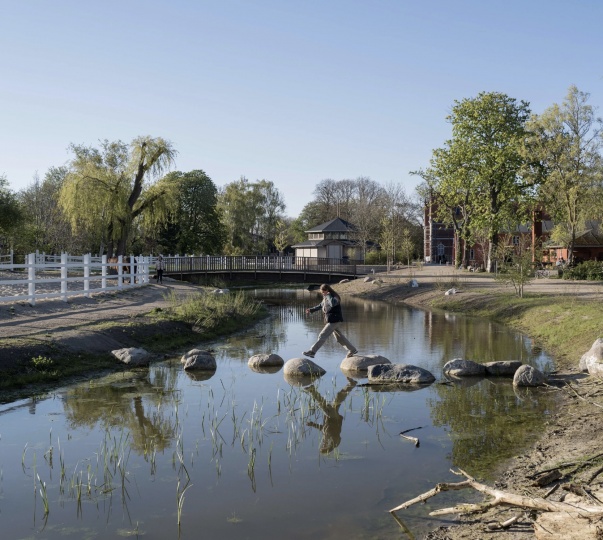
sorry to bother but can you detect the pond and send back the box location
[0,288,556,539]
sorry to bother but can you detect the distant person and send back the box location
[304,284,358,359]
[156,255,164,284]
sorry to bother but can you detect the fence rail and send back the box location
[0,253,150,305]
[162,255,364,275]
[0,253,376,305]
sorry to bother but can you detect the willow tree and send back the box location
[218,177,285,255]
[60,136,177,256]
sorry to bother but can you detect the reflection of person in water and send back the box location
[304,378,357,454]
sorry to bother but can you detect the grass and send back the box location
[165,289,266,338]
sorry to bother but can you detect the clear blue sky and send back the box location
[1,0,602,216]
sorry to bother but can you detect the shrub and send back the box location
[364,251,386,264]
[563,260,603,281]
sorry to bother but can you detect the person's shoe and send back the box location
[303,350,315,358]
[346,350,358,358]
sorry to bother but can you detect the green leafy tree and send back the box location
[218,177,285,254]
[524,86,603,263]
[60,136,177,256]
[0,175,23,252]
[426,92,532,272]
[398,227,415,267]
[494,235,534,298]
[274,218,295,255]
[158,170,225,255]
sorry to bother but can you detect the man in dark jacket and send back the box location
[303,284,358,359]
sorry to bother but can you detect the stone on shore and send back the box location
[111,347,151,366]
[340,354,391,373]
[579,338,603,376]
[367,363,435,384]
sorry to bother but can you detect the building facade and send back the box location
[292,217,359,262]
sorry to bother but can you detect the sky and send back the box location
[1,0,602,217]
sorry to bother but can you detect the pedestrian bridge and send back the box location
[162,255,372,284]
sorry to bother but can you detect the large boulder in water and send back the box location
[283,358,326,378]
[443,358,486,377]
[340,354,391,373]
[483,361,523,377]
[367,363,435,385]
[513,364,546,387]
[181,349,216,371]
[248,353,284,369]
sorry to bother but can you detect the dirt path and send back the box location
[0,278,200,361]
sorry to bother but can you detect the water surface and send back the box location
[0,288,556,539]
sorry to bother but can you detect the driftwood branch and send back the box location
[399,426,422,447]
[486,514,520,530]
[389,468,603,517]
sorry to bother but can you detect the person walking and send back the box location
[303,283,358,359]
[156,255,164,284]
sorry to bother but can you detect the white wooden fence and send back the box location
[0,253,151,305]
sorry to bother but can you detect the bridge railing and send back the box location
[163,255,362,275]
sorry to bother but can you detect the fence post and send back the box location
[10,249,14,271]
[129,254,135,286]
[118,255,124,289]
[101,254,107,290]
[28,253,36,306]
[61,252,68,301]
[84,253,90,297]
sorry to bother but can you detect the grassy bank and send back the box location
[0,290,267,396]
[429,290,602,370]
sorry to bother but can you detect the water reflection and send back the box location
[304,378,357,454]
[428,378,553,478]
[185,369,217,381]
[63,368,179,453]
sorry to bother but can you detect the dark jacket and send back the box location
[309,293,344,323]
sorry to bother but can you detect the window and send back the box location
[469,249,474,260]
[512,236,520,245]
[437,243,445,255]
